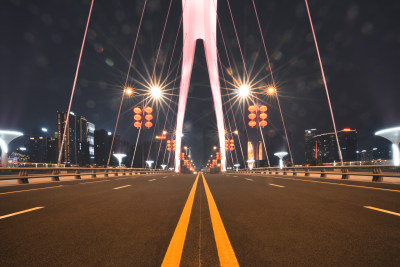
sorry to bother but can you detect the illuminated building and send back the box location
[305,128,357,164]
[28,136,47,163]
[58,111,95,165]
[58,111,76,164]
[87,122,95,164]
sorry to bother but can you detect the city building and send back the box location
[94,129,111,166]
[57,111,76,164]
[28,136,47,163]
[305,128,357,164]
[57,111,95,165]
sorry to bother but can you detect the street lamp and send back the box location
[113,153,126,167]
[150,85,162,99]
[161,164,167,170]
[238,84,250,98]
[266,86,276,96]
[0,130,23,167]
[125,87,134,96]
[146,160,154,168]
[274,152,288,169]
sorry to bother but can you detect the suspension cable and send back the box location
[304,0,343,165]
[58,0,94,166]
[106,0,148,167]
[250,0,294,165]
[225,0,271,167]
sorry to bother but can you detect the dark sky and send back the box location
[1,0,400,167]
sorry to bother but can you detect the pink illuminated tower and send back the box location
[175,0,226,172]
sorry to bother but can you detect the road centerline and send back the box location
[245,178,253,181]
[0,207,44,220]
[202,174,239,267]
[113,185,131,190]
[162,174,200,266]
[364,206,400,217]
[270,183,285,188]
[0,185,64,195]
[148,179,157,182]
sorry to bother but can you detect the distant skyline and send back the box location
[1,0,400,166]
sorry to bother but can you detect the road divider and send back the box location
[113,185,131,190]
[162,174,199,266]
[364,206,400,217]
[202,174,239,267]
[0,207,44,220]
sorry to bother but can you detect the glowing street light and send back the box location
[162,130,167,135]
[233,130,239,135]
[0,130,23,167]
[266,86,276,96]
[238,84,250,98]
[213,146,217,150]
[375,127,400,166]
[113,153,126,167]
[124,87,134,96]
[150,85,162,99]
[274,152,288,169]
[146,160,154,168]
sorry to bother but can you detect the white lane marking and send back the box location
[234,176,238,177]
[163,176,168,179]
[0,207,44,220]
[245,178,253,181]
[270,184,285,188]
[364,206,400,217]
[148,179,156,182]
[113,185,131,190]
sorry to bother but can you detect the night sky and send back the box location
[1,0,400,167]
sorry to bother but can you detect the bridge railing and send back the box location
[230,165,400,182]
[0,167,168,184]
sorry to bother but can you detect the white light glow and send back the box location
[392,144,399,166]
[150,86,162,99]
[41,128,48,133]
[274,152,288,169]
[108,132,112,136]
[113,153,126,167]
[238,84,250,98]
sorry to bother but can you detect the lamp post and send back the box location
[146,160,154,169]
[375,127,400,166]
[0,130,23,168]
[113,153,126,167]
[274,152,288,169]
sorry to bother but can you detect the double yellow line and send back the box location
[162,174,239,267]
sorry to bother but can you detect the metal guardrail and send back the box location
[230,165,400,182]
[0,167,168,184]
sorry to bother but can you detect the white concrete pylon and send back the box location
[175,0,226,173]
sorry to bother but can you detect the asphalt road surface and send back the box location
[0,173,399,266]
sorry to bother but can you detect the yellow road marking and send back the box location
[113,185,131,190]
[81,180,109,184]
[364,206,400,216]
[202,174,239,267]
[0,207,44,220]
[264,176,400,193]
[0,185,63,195]
[161,174,199,267]
[270,184,285,188]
